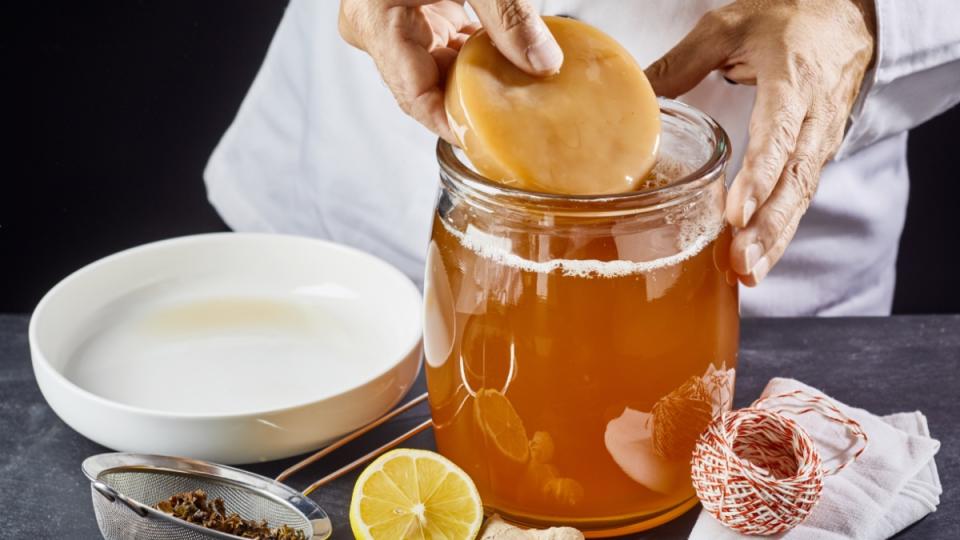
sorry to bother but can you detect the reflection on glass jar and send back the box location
[423,100,739,535]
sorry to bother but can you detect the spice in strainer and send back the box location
[154,489,306,540]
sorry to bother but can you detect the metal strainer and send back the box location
[82,394,430,540]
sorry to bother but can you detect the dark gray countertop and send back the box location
[1,314,957,539]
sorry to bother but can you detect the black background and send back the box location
[2,1,958,314]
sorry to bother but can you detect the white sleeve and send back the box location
[836,0,960,159]
[203,0,317,232]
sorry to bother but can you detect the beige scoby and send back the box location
[445,16,660,195]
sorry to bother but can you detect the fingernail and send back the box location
[751,256,771,283]
[526,34,563,74]
[725,270,738,287]
[742,198,757,225]
[744,243,762,271]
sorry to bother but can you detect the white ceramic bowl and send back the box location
[30,233,422,464]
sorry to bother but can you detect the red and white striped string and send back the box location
[691,390,868,536]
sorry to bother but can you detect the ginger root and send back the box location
[479,514,584,540]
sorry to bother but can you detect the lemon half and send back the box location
[350,449,483,539]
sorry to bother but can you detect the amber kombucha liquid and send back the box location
[424,196,739,532]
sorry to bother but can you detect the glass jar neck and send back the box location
[436,98,730,219]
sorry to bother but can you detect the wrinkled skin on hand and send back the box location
[340,0,876,287]
[338,0,563,143]
[646,0,876,285]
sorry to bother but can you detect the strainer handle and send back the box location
[301,418,432,496]
[276,392,429,483]
[93,481,149,518]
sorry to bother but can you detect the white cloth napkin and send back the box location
[689,378,942,540]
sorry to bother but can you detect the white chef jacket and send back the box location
[204,0,960,316]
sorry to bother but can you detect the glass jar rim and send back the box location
[437,98,731,213]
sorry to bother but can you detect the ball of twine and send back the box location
[690,390,868,536]
[652,376,714,459]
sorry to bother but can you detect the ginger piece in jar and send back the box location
[445,16,660,195]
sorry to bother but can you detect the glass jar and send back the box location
[423,99,738,536]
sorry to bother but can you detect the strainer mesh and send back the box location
[92,469,311,540]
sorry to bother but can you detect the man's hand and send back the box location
[646,0,876,286]
[339,0,563,143]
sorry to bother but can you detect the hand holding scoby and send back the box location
[338,0,564,144]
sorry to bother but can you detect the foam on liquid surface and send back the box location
[444,159,722,278]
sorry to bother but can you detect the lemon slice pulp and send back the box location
[350,449,483,539]
[473,388,530,464]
